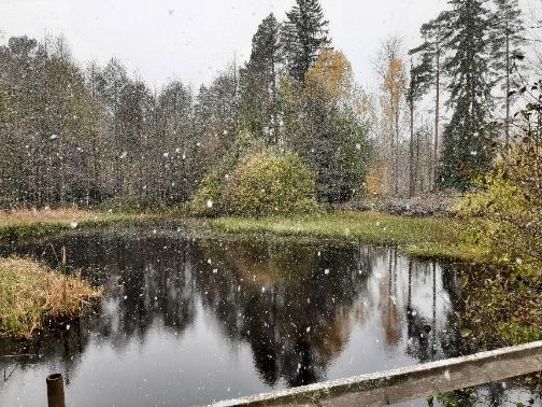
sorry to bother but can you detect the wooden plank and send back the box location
[212,341,542,407]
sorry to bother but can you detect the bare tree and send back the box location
[374,37,407,195]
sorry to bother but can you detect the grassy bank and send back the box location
[210,211,487,264]
[0,209,478,264]
[0,209,153,243]
[0,257,101,337]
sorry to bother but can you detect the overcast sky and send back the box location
[0,0,531,91]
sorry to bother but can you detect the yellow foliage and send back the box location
[383,57,406,107]
[305,48,354,105]
[365,160,391,196]
[457,146,542,278]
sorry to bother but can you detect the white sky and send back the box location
[0,0,533,91]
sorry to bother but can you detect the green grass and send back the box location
[0,257,101,337]
[210,211,488,263]
[0,209,483,265]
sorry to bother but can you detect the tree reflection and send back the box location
[191,240,462,387]
[1,230,462,391]
[0,232,197,360]
[192,239,372,386]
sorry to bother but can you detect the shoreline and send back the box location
[0,209,540,345]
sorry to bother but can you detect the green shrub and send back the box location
[188,171,228,217]
[223,151,319,217]
[456,147,542,279]
[499,321,542,344]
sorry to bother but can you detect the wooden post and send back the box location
[46,373,66,407]
[61,245,67,267]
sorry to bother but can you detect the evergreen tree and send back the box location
[282,50,370,203]
[406,57,432,197]
[155,81,195,202]
[409,12,449,190]
[439,0,496,190]
[489,0,525,145]
[238,14,282,144]
[282,0,331,82]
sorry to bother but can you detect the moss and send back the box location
[499,321,542,344]
[0,257,101,337]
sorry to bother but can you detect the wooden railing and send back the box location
[213,341,542,407]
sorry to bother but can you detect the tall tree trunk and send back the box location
[93,138,100,205]
[271,56,279,145]
[415,126,421,193]
[505,24,511,146]
[394,109,400,195]
[433,46,441,192]
[409,101,416,197]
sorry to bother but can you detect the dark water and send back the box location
[0,227,539,406]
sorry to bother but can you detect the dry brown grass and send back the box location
[0,257,101,338]
[0,208,99,226]
[0,209,147,242]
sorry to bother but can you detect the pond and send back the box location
[0,227,539,406]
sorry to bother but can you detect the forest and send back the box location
[1,0,542,306]
[1,1,542,405]
[0,0,538,213]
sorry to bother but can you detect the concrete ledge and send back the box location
[212,341,542,407]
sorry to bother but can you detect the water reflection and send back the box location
[0,228,535,406]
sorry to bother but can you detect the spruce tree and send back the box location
[239,14,282,143]
[282,0,331,82]
[489,0,524,145]
[439,0,496,190]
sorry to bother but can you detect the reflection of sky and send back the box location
[328,253,451,381]
[0,231,532,406]
[1,302,267,406]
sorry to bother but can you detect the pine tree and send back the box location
[439,0,496,191]
[239,14,282,143]
[406,57,432,197]
[489,0,524,145]
[409,12,449,190]
[282,0,331,82]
